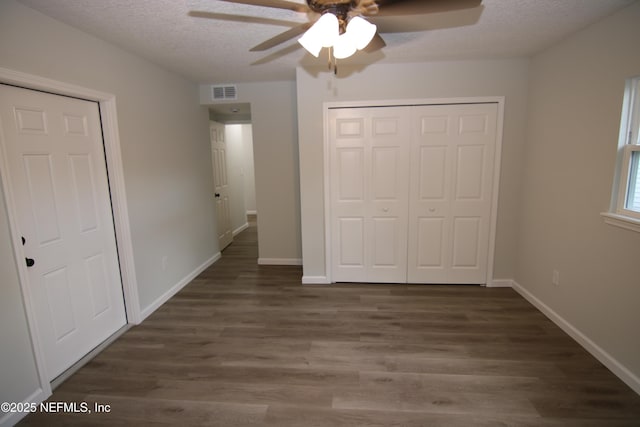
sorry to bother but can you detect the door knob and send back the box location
[215,193,221,198]
[21,236,34,267]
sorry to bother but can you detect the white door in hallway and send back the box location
[329,107,411,283]
[407,103,498,283]
[0,84,127,379]
[210,121,233,250]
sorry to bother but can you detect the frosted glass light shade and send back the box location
[316,13,339,47]
[298,31,323,57]
[298,13,339,57]
[332,33,357,59]
[346,16,377,50]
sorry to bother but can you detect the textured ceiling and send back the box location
[18,0,636,83]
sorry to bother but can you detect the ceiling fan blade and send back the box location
[362,33,386,53]
[250,22,312,51]
[251,43,302,65]
[373,0,481,16]
[214,0,309,13]
[189,11,298,27]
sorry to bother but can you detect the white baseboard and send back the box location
[511,280,640,395]
[140,252,221,321]
[257,258,302,266]
[487,278,515,288]
[232,222,249,236]
[302,275,330,284]
[0,387,48,427]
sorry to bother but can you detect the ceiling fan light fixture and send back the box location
[298,31,323,57]
[298,12,339,56]
[332,32,357,59]
[298,10,377,61]
[346,16,377,50]
[316,13,339,47]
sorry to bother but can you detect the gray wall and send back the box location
[0,0,217,411]
[517,1,640,382]
[200,82,301,263]
[296,59,530,282]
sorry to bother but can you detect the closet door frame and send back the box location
[323,97,505,285]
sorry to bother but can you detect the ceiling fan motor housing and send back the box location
[307,0,354,19]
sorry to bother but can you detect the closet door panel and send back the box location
[330,107,410,283]
[408,103,497,284]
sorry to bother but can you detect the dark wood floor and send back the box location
[20,222,640,426]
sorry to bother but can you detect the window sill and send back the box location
[601,212,640,233]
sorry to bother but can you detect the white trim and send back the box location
[258,258,303,266]
[232,222,249,236]
[486,99,505,285]
[487,279,515,288]
[302,275,330,284]
[511,280,640,396]
[323,104,333,284]
[322,96,505,285]
[323,96,506,110]
[0,388,48,427]
[0,67,140,403]
[0,128,52,398]
[246,210,257,215]
[140,253,221,321]
[100,98,141,324]
[601,212,640,233]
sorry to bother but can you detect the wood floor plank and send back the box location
[21,392,267,427]
[264,405,640,427]
[18,222,640,426]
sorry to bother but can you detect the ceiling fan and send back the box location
[197,0,482,72]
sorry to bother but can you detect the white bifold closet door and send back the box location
[329,103,498,284]
[407,103,497,284]
[329,106,411,283]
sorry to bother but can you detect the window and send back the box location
[627,151,640,212]
[603,76,640,232]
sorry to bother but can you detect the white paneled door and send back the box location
[329,103,498,284]
[210,121,233,250]
[0,84,126,379]
[407,104,497,284]
[329,107,411,283]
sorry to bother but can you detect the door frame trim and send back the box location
[322,96,505,284]
[0,67,141,399]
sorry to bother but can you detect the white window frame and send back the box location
[602,76,640,232]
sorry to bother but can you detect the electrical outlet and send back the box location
[552,269,560,286]
[162,256,168,271]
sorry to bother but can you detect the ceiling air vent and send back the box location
[212,85,237,101]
